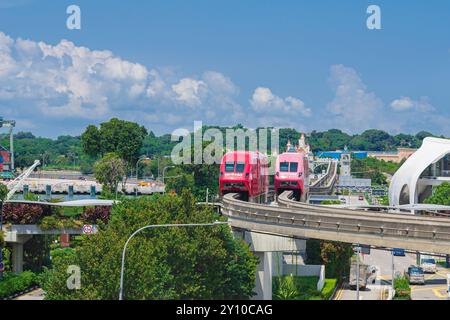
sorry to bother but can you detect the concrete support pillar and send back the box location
[11,243,24,274]
[254,252,273,300]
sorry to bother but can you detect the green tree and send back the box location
[94,153,126,194]
[306,239,353,279]
[424,183,450,206]
[165,168,195,195]
[81,125,102,158]
[81,118,147,167]
[40,192,258,300]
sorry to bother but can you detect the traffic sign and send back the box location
[82,225,94,234]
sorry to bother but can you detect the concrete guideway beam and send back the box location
[233,230,306,300]
[222,193,450,255]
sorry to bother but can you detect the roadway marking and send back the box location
[432,288,448,299]
[334,285,345,300]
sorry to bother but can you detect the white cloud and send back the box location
[0,31,246,132]
[390,96,434,112]
[326,64,383,131]
[250,87,312,122]
[171,78,207,107]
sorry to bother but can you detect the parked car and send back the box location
[78,176,87,181]
[393,248,406,256]
[358,195,364,201]
[405,266,425,285]
[420,257,437,274]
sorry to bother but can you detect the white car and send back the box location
[420,258,437,274]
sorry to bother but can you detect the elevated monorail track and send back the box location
[222,191,450,254]
[309,160,338,195]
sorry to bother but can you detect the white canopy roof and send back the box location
[389,137,450,206]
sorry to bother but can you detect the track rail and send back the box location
[222,191,450,254]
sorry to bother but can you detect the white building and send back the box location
[389,137,450,207]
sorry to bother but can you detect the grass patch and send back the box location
[321,278,338,300]
[273,276,325,300]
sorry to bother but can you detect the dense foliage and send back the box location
[81,118,147,167]
[1,123,442,174]
[424,182,450,206]
[40,192,258,300]
[81,206,111,225]
[2,203,46,224]
[0,271,37,298]
[306,240,353,279]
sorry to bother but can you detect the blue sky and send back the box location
[0,0,449,137]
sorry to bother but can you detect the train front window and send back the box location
[280,162,289,172]
[289,162,298,172]
[225,162,235,172]
[236,162,245,173]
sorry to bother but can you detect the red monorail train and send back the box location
[219,151,269,203]
[274,151,309,201]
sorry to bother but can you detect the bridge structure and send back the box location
[221,191,450,299]
[2,199,110,273]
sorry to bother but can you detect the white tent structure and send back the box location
[389,137,450,209]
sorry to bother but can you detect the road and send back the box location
[339,195,369,206]
[335,249,450,300]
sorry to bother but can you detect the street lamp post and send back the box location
[162,166,176,195]
[136,156,151,181]
[355,245,361,301]
[391,249,395,292]
[162,166,175,184]
[118,221,229,300]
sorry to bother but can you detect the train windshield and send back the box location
[280,162,289,172]
[280,162,299,172]
[225,162,235,172]
[236,162,245,173]
[290,162,298,172]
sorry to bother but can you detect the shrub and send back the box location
[38,216,84,230]
[0,271,37,298]
[394,276,411,300]
[273,276,322,300]
[81,206,111,224]
[2,203,44,224]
